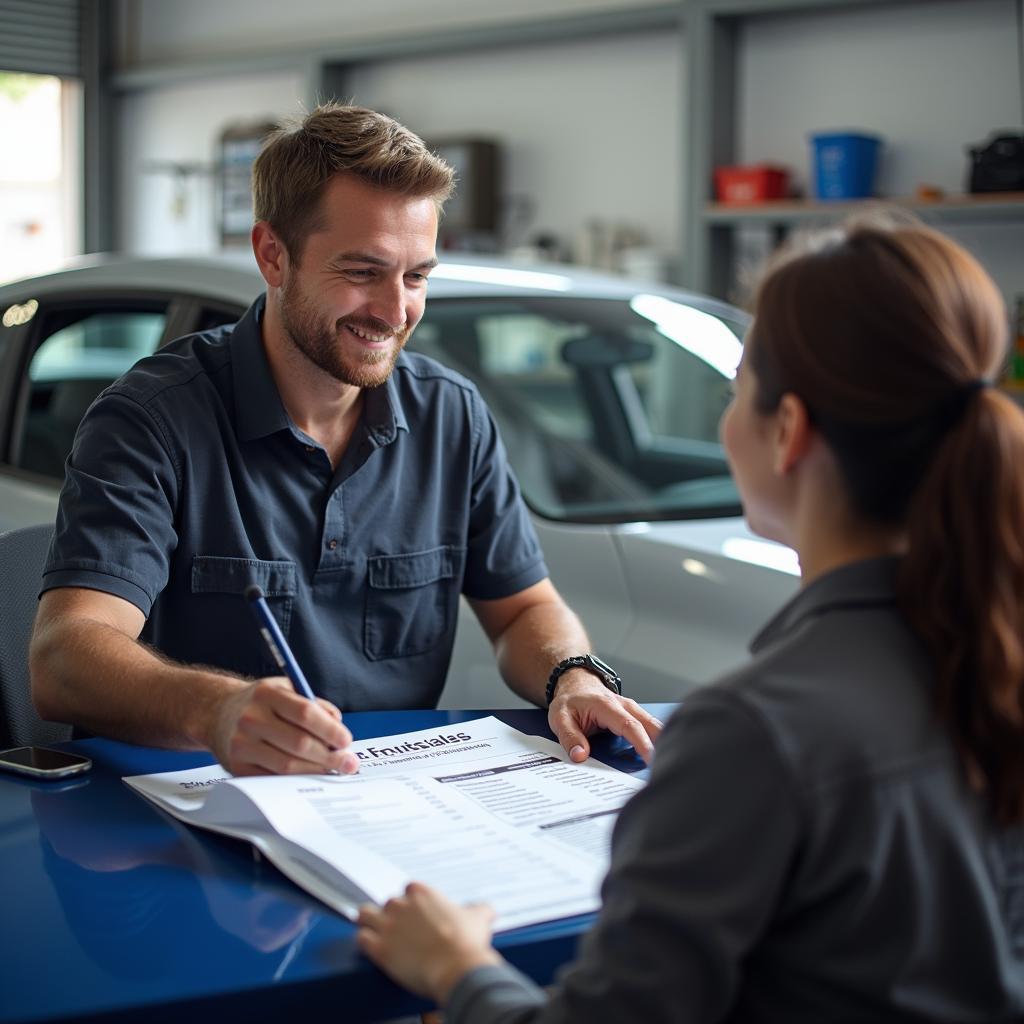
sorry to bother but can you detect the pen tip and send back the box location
[244,585,264,601]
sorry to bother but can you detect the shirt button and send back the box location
[304,445,316,453]
[326,539,338,551]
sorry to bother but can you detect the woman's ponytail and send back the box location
[900,388,1024,824]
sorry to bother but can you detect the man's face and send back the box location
[277,174,439,389]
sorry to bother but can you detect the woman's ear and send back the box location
[773,392,814,476]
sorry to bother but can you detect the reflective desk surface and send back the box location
[1,706,671,1024]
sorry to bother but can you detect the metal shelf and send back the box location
[682,0,1003,299]
[703,194,1024,226]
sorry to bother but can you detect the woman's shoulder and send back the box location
[666,603,952,799]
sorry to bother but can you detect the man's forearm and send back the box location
[476,581,659,763]
[492,599,592,706]
[31,617,247,750]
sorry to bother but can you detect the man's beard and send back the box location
[279,275,409,389]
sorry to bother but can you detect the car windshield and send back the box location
[411,295,744,524]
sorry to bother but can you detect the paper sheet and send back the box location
[125,716,645,930]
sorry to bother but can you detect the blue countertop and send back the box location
[0,706,672,1023]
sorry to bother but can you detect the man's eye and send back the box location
[406,272,428,284]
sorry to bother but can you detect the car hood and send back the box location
[616,516,799,576]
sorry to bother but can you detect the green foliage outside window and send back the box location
[0,73,44,103]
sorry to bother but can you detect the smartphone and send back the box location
[0,746,92,780]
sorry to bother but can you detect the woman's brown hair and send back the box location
[748,216,1024,824]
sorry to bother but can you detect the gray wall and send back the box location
[119,70,307,253]
[343,32,683,271]
[119,0,660,63]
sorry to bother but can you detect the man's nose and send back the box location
[365,278,408,331]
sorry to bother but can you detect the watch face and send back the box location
[588,654,617,678]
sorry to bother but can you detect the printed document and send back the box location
[124,716,644,931]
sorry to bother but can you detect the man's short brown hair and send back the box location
[252,103,455,261]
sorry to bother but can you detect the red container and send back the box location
[714,164,790,204]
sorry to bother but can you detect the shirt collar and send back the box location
[750,555,900,655]
[231,295,292,442]
[363,354,410,446]
[231,296,410,445]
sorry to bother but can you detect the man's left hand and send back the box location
[547,669,662,764]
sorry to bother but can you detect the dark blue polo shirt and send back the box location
[43,296,548,710]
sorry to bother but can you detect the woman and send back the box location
[356,220,1024,1022]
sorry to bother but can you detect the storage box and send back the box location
[810,132,882,200]
[714,165,789,204]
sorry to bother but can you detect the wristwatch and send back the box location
[546,654,623,706]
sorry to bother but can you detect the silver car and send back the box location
[0,253,797,707]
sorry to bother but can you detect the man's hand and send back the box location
[209,677,358,776]
[548,669,662,764]
[468,581,662,763]
[357,882,502,1003]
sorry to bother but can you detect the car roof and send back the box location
[0,251,746,323]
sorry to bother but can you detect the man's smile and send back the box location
[345,323,391,344]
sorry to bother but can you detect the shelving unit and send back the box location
[681,0,1014,299]
[699,194,1024,298]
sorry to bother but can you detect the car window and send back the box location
[412,296,744,523]
[16,310,166,479]
[475,313,591,442]
[627,335,735,446]
[193,305,245,334]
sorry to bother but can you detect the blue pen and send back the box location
[244,585,317,700]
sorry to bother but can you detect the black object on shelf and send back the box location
[967,131,1024,193]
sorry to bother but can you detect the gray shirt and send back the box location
[449,557,1024,1023]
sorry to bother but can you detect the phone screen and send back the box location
[0,747,90,771]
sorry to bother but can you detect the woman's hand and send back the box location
[356,882,503,1003]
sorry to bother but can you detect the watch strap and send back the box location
[545,654,623,706]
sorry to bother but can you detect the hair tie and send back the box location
[932,378,991,433]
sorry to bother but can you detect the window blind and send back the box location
[0,0,80,79]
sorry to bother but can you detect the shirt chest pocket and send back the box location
[190,555,298,676]
[364,546,464,660]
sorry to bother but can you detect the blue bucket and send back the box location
[810,132,882,200]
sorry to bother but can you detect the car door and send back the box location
[0,290,243,532]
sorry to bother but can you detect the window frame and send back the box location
[0,290,244,486]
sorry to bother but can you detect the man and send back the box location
[31,104,661,776]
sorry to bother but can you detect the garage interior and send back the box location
[1,2,1023,1022]
[2,0,1021,304]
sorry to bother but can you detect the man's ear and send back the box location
[773,392,814,476]
[252,221,288,288]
